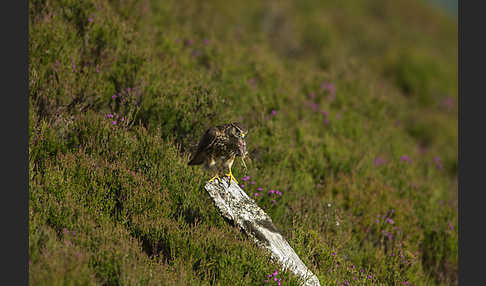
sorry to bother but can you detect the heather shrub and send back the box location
[29,0,457,285]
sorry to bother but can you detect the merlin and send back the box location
[188,122,248,184]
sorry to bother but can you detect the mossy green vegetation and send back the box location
[29,0,457,285]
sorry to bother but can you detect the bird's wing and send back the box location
[188,127,218,165]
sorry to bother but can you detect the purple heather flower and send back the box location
[240,184,245,188]
[72,231,76,236]
[331,252,336,256]
[254,192,258,197]
[324,118,329,125]
[275,190,282,196]
[271,110,277,116]
[96,65,100,73]
[257,187,263,191]
[441,97,455,110]
[249,78,256,87]
[402,282,409,285]
[242,176,250,181]
[107,113,114,118]
[387,218,394,224]
[268,274,272,278]
[273,270,278,276]
[112,121,117,125]
[449,221,454,230]
[328,84,336,94]
[367,275,373,279]
[63,228,67,234]
[71,58,77,72]
[88,15,94,22]
[310,102,319,111]
[251,181,256,185]
[271,199,276,204]
[391,209,395,214]
[274,277,277,281]
[322,81,332,89]
[400,155,411,162]
[374,157,386,166]
[375,219,379,223]
[67,241,72,246]
[268,189,275,194]
[345,280,349,286]
[121,117,125,122]
[264,280,269,283]
[434,156,443,169]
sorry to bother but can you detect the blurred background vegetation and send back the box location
[29,0,457,285]
[424,0,457,17]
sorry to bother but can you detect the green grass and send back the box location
[29,0,457,285]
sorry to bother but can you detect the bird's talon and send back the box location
[226,173,239,184]
[209,174,221,183]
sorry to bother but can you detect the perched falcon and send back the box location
[188,122,248,184]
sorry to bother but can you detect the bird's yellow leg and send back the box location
[225,167,238,184]
[209,173,221,183]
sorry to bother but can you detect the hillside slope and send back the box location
[29,0,457,285]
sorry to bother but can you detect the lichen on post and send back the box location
[204,178,321,286]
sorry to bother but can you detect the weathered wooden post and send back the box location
[204,178,321,286]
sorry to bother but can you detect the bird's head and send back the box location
[230,122,248,138]
[229,122,248,156]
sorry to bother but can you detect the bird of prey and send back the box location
[188,122,248,184]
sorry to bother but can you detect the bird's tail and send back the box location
[188,151,205,165]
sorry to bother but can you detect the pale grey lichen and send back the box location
[205,177,321,286]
